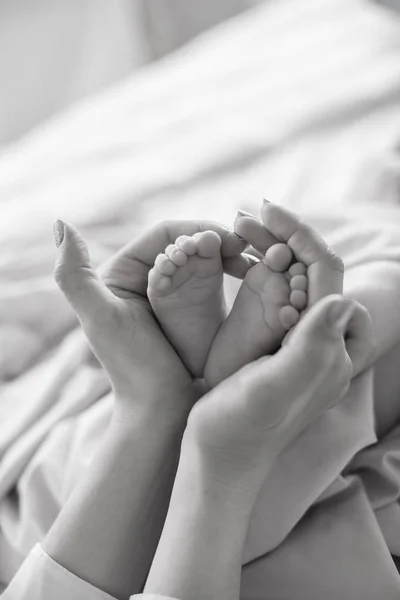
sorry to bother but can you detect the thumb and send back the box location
[275,295,356,398]
[283,294,374,378]
[53,220,114,327]
[244,296,367,434]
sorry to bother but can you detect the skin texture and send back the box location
[145,295,374,600]
[148,230,308,382]
[47,218,247,599]
[53,219,247,418]
[234,202,344,306]
[204,242,307,387]
[44,413,186,600]
[232,203,374,376]
[148,230,226,377]
[45,210,375,600]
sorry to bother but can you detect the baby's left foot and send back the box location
[147,231,225,377]
[205,243,308,387]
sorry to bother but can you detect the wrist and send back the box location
[179,432,259,519]
[113,388,194,435]
[145,434,252,600]
[107,404,188,472]
[183,414,270,505]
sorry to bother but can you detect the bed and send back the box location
[2,0,400,596]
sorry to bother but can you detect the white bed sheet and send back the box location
[1,0,400,382]
[2,0,400,596]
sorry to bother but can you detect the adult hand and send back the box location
[234,203,373,375]
[53,219,246,421]
[186,294,374,493]
[235,202,344,305]
[145,294,374,600]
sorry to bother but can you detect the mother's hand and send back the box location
[234,203,373,375]
[53,219,246,420]
[144,294,374,600]
[186,294,374,493]
[235,202,344,305]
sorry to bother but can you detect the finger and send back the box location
[279,295,374,391]
[100,220,247,297]
[261,203,344,304]
[285,294,355,352]
[53,220,116,326]
[131,220,245,261]
[222,253,259,279]
[246,246,264,260]
[248,296,362,423]
[234,212,279,254]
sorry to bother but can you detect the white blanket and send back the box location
[2,0,400,597]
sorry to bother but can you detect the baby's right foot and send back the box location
[147,231,225,378]
[205,243,308,387]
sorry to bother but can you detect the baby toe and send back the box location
[289,262,307,277]
[264,243,293,272]
[290,274,308,291]
[154,254,178,276]
[165,244,188,267]
[148,267,172,292]
[279,305,300,330]
[176,235,197,256]
[290,290,307,311]
[194,231,222,258]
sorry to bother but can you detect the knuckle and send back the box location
[54,262,73,291]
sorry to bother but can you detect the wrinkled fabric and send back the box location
[1,544,177,600]
[2,0,400,598]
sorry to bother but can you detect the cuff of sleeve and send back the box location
[2,544,117,600]
[131,597,180,600]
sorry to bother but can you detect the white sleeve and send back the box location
[131,597,180,600]
[1,545,180,600]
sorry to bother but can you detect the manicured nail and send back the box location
[237,209,256,219]
[233,231,247,242]
[263,198,271,204]
[328,300,354,332]
[244,253,259,265]
[53,220,65,248]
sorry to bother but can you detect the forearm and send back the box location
[43,404,188,600]
[145,436,256,600]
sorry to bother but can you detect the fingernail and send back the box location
[263,198,272,204]
[328,300,354,333]
[53,220,65,248]
[233,231,247,242]
[244,253,259,265]
[237,209,256,219]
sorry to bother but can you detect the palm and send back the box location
[92,278,192,405]
[90,220,245,405]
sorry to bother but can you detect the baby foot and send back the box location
[204,243,308,387]
[147,231,226,377]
